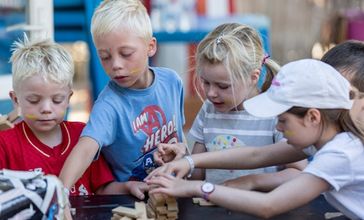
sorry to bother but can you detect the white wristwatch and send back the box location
[201,182,215,201]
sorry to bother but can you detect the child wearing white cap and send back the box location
[146,59,364,219]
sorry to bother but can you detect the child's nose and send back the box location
[112,58,124,71]
[40,101,52,113]
[207,86,218,98]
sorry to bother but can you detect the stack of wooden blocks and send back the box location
[111,193,178,220]
[146,193,178,220]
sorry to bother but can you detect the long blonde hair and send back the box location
[194,23,280,101]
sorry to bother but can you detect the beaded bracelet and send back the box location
[184,155,195,178]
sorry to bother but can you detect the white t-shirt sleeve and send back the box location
[303,142,352,191]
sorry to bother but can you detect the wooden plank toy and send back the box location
[111,201,155,220]
[192,197,215,206]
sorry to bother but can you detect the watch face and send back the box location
[202,182,215,193]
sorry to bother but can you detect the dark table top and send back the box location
[70,194,348,220]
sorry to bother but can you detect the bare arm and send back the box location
[281,159,308,171]
[146,141,307,180]
[59,136,99,189]
[148,173,330,218]
[96,181,149,199]
[189,142,207,180]
[192,141,307,170]
[223,168,303,192]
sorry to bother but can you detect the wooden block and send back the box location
[7,108,21,123]
[192,198,215,206]
[156,215,167,220]
[112,206,141,218]
[165,196,175,204]
[324,212,344,219]
[146,203,156,218]
[156,206,167,214]
[166,202,178,212]
[149,193,165,206]
[0,119,13,131]
[166,211,178,218]
[111,213,123,220]
[135,202,147,219]
[0,115,7,122]
[147,200,156,211]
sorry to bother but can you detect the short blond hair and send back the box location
[10,35,74,91]
[91,0,152,41]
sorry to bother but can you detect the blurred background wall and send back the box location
[234,0,364,64]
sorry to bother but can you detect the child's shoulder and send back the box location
[322,132,363,155]
[151,66,182,83]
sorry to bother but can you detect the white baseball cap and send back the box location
[244,59,353,117]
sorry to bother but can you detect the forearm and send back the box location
[281,159,308,171]
[189,142,206,180]
[250,168,303,192]
[59,137,99,189]
[189,168,205,180]
[192,176,317,218]
[96,181,129,195]
[191,142,307,170]
[209,185,277,218]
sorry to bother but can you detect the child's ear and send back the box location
[9,91,18,106]
[147,37,157,57]
[250,69,261,85]
[304,109,321,126]
[68,90,73,102]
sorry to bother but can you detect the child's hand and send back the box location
[153,143,187,165]
[145,158,190,181]
[146,173,201,198]
[125,181,150,200]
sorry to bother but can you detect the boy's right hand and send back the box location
[145,158,190,181]
[153,143,187,165]
[125,181,150,200]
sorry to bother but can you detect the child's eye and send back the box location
[100,56,110,61]
[202,80,210,86]
[121,52,132,58]
[27,99,39,104]
[217,83,230,89]
[218,85,229,90]
[53,100,63,104]
[53,97,65,104]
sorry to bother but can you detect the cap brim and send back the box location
[244,92,292,118]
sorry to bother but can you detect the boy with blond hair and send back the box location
[60,0,185,199]
[0,36,115,196]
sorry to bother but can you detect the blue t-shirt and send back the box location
[82,67,185,181]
